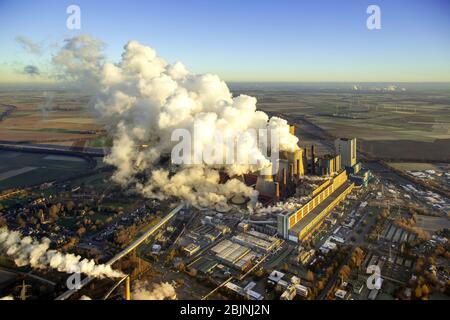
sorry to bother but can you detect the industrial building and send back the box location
[231,230,281,253]
[224,281,264,300]
[277,170,354,242]
[317,154,342,176]
[255,126,306,201]
[211,239,256,271]
[267,270,310,299]
[335,138,357,168]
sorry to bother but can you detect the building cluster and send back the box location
[271,136,373,243]
[267,270,309,300]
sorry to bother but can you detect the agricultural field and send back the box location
[387,162,444,172]
[0,150,92,191]
[0,89,108,148]
[232,83,450,161]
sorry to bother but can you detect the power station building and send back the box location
[255,132,305,201]
[317,154,342,176]
[335,138,357,168]
[277,170,354,242]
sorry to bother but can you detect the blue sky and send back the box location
[0,0,449,82]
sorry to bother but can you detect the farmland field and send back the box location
[0,150,92,191]
[231,83,450,161]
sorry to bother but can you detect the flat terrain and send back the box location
[0,150,91,191]
[232,83,450,161]
[388,162,447,172]
[1,84,449,161]
[0,89,108,148]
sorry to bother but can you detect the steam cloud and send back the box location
[0,227,123,279]
[23,65,40,76]
[131,281,176,300]
[15,35,42,55]
[0,295,14,300]
[53,35,300,210]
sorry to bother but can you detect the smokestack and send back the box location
[289,125,295,136]
[311,145,316,175]
[275,182,280,201]
[125,276,131,301]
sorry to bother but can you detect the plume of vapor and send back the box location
[253,197,310,215]
[52,35,300,210]
[131,281,176,300]
[15,35,42,55]
[23,65,40,76]
[40,91,54,120]
[79,295,92,300]
[0,227,123,279]
[0,295,14,300]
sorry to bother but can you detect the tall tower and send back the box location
[334,138,356,168]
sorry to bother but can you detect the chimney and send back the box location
[124,276,131,301]
[311,145,316,175]
[275,182,280,201]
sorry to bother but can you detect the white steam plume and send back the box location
[0,227,123,279]
[0,295,14,300]
[53,35,300,210]
[131,281,176,300]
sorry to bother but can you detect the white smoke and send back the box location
[0,227,123,279]
[0,295,14,300]
[79,295,92,300]
[253,196,310,215]
[53,35,300,210]
[131,281,176,300]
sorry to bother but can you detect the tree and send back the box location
[76,226,86,237]
[414,286,422,299]
[317,280,325,291]
[306,270,315,282]
[49,204,60,222]
[17,217,26,228]
[0,216,6,228]
[415,256,425,273]
[339,265,351,283]
[421,284,430,297]
[350,247,365,269]
[66,200,76,211]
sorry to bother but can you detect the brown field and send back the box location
[0,90,102,146]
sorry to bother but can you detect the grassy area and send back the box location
[88,136,113,148]
[388,162,441,172]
